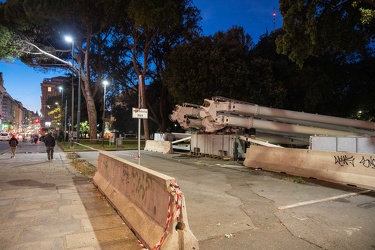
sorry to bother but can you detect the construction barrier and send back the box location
[243,145,375,190]
[144,140,173,154]
[93,151,199,250]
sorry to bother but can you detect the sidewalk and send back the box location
[0,142,140,250]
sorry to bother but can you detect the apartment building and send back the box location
[0,72,39,134]
[40,76,67,127]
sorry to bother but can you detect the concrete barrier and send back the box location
[243,145,375,190]
[144,140,173,154]
[93,151,198,250]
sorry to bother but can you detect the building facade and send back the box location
[0,73,7,132]
[1,73,70,134]
[40,76,66,127]
[0,72,40,134]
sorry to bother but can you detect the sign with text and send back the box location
[132,108,148,119]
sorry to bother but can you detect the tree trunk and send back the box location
[82,79,97,141]
[87,96,97,141]
[141,77,150,140]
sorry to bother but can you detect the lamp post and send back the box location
[137,75,142,165]
[76,68,81,142]
[58,86,67,141]
[65,36,74,145]
[64,99,67,142]
[102,80,109,148]
[55,101,59,128]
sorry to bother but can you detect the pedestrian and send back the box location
[9,134,18,158]
[44,132,56,161]
[33,134,38,144]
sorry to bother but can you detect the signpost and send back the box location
[132,108,148,119]
[132,108,148,164]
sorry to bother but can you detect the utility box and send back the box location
[109,137,115,145]
[116,137,123,147]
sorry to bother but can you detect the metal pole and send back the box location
[138,118,141,165]
[76,67,81,142]
[64,99,67,142]
[61,88,64,139]
[138,75,142,165]
[101,82,107,148]
[71,41,74,147]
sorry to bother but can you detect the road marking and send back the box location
[278,190,372,210]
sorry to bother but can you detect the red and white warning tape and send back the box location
[138,180,182,250]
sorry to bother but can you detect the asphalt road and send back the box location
[0,139,46,155]
[0,140,8,153]
[77,149,375,250]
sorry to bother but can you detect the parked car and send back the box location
[0,132,10,141]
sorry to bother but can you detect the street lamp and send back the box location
[58,87,63,134]
[59,86,67,141]
[54,102,59,128]
[102,80,109,148]
[65,36,74,145]
[76,67,81,142]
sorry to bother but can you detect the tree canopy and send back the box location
[106,0,201,136]
[276,0,375,67]
[164,26,254,104]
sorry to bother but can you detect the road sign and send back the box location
[132,108,148,119]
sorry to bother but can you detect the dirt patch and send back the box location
[67,152,96,177]
[66,152,80,160]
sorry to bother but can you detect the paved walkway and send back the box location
[0,142,140,250]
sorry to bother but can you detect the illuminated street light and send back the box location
[65,36,74,145]
[76,67,81,142]
[102,80,109,148]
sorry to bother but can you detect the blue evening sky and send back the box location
[0,0,282,113]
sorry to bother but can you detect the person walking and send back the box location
[9,134,18,158]
[44,132,56,161]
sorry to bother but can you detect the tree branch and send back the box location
[24,41,72,67]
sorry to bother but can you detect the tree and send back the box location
[111,95,139,135]
[111,0,201,139]
[164,27,254,104]
[256,30,375,119]
[248,32,288,108]
[276,0,375,67]
[0,0,113,141]
[79,121,90,139]
[354,0,375,24]
[0,25,22,61]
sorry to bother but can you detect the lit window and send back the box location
[48,87,52,92]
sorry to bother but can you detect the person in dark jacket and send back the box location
[44,132,56,161]
[9,134,18,158]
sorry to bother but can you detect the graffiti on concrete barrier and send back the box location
[359,156,375,169]
[334,155,355,167]
[334,154,375,169]
[121,165,130,186]
[131,168,152,200]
